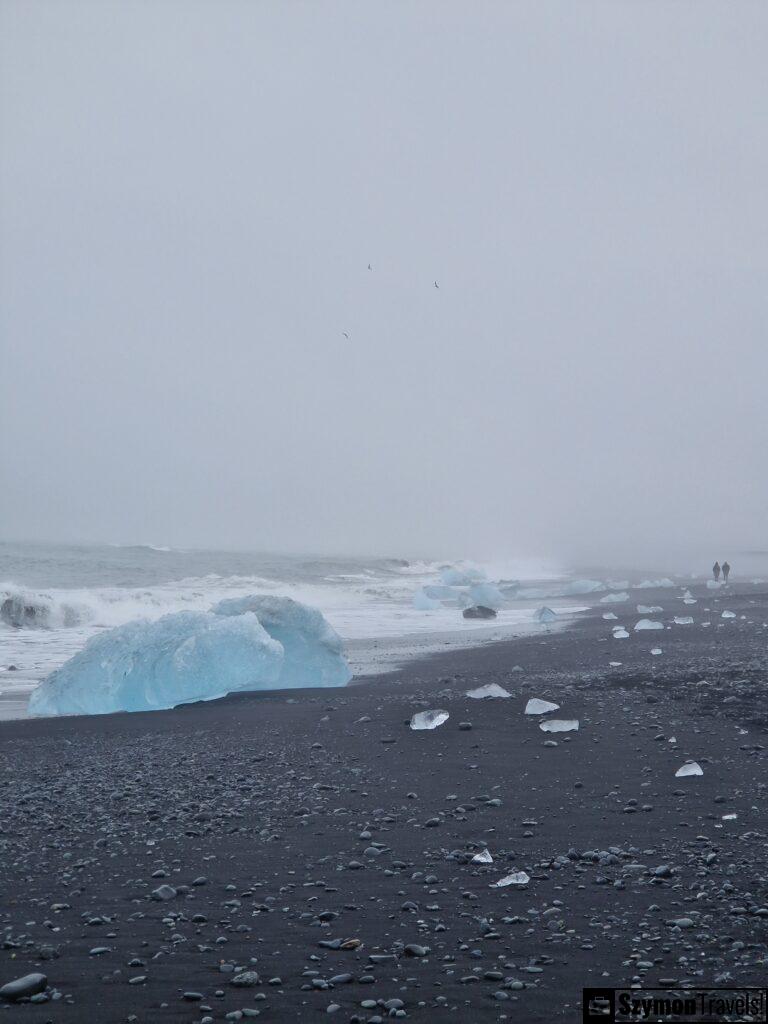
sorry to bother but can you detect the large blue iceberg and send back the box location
[28,596,352,717]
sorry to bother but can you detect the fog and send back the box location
[1,1,766,566]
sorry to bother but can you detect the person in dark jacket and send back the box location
[713,561,721,581]
[722,561,731,583]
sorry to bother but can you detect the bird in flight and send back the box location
[434,280,439,289]
[367,263,372,270]
[342,332,350,339]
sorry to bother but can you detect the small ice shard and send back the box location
[675,761,703,777]
[721,610,736,619]
[682,590,694,600]
[466,683,510,699]
[600,592,629,604]
[669,736,676,743]
[673,616,694,625]
[706,579,724,589]
[410,709,449,730]
[472,849,493,864]
[602,612,618,620]
[563,579,604,595]
[412,589,442,611]
[683,597,697,605]
[540,718,579,733]
[651,647,663,656]
[637,605,663,614]
[525,698,559,715]
[533,606,557,624]
[609,661,622,667]
[612,628,629,639]
[635,619,664,631]
[491,870,530,888]
[635,578,675,589]
[722,813,737,821]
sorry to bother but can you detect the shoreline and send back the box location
[1,579,766,1022]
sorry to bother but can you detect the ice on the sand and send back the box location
[540,718,579,733]
[472,849,493,864]
[721,610,736,619]
[651,647,663,655]
[706,579,725,589]
[609,661,622,667]
[412,589,442,611]
[29,596,352,717]
[635,578,675,589]
[675,761,703,777]
[28,611,284,716]
[673,616,694,625]
[612,627,629,639]
[634,619,664,631]
[525,697,559,715]
[469,582,505,610]
[637,605,663,614]
[410,709,449,730]
[466,683,510,699]
[533,606,557,623]
[600,592,629,604]
[562,579,604,595]
[213,595,351,688]
[602,612,618,620]
[491,871,530,888]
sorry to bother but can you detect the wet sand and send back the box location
[1,579,767,1022]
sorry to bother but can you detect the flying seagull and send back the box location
[342,332,350,339]
[434,280,439,289]
[367,263,372,270]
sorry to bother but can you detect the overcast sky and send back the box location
[1,1,766,564]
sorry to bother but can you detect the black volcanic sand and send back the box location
[1,581,767,1023]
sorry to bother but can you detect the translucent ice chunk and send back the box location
[491,871,530,888]
[533,606,557,623]
[472,849,493,864]
[603,611,618,620]
[651,647,663,655]
[28,611,284,717]
[600,592,629,604]
[213,595,352,689]
[525,698,559,715]
[412,589,442,611]
[540,718,579,732]
[410,709,449,730]
[675,761,703,777]
[721,610,736,619]
[673,616,694,625]
[440,565,486,586]
[612,628,629,639]
[637,605,663,614]
[635,619,664,631]
[469,582,505,610]
[466,683,511,699]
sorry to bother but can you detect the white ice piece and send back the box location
[525,698,559,715]
[651,647,663,656]
[721,610,736,619]
[675,761,703,777]
[635,578,676,589]
[472,849,493,864]
[673,616,694,625]
[440,565,486,586]
[410,709,449,730]
[612,628,629,639]
[600,592,629,604]
[635,619,664,631]
[491,871,530,888]
[534,606,557,623]
[540,718,579,733]
[609,661,622,667]
[602,611,618,620]
[466,683,511,699]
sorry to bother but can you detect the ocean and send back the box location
[0,542,573,719]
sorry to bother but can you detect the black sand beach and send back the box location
[2,580,767,1022]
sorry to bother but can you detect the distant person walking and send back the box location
[722,560,731,584]
[713,561,721,582]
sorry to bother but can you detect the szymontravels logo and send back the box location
[582,987,767,1023]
